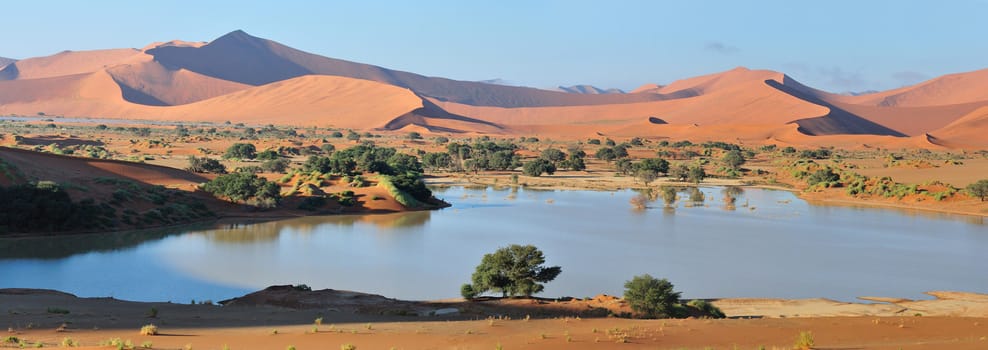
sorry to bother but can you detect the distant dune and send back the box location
[0,48,144,80]
[2,30,988,149]
[0,56,15,70]
[555,85,624,94]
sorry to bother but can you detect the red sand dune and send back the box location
[2,30,987,149]
[834,68,988,107]
[630,83,663,94]
[929,106,988,148]
[0,48,145,80]
[107,60,251,106]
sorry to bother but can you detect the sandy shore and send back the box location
[2,288,987,349]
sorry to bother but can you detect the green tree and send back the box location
[635,169,658,187]
[562,154,586,171]
[615,158,634,175]
[460,284,478,300]
[636,158,670,175]
[722,150,745,170]
[523,158,556,177]
[595,147,617,162]
[540,148,567,163]
[407,131,422,140]
[467,244,562,297]
[261,158,290,173]
[201,172,281,206]
[623,274,682,318]
[422,152,453,170]
[187,156,227,174]
[224,143,257,160]
[669,164,689,182]
[687,165,706,184]
[966,179,988,201]
[807,168,840,186]
[256,149,279,160]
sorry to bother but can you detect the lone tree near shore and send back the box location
[463,244,561,298]
[623,274,682,318]
[966,179,988,201]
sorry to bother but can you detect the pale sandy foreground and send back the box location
[3,289,988,349]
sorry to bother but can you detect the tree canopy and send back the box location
[623,274,682,318]
[466,244,562,298]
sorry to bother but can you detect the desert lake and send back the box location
[2,186,985,303]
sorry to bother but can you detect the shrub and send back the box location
[186,156,226,174]
[461,283,478,300]
[540,148,567,163]
[623,274,681,318]
[140,324,158,336]
[793,331,814,350]
[722,150,745,170]
[522,158,556,177]
[201,172,281,206]
[806,168,840,187]
[297,196,326,211]
[256,149,280,160]
[261,159,290,173]
[686,299,725,318]
[223,143,257,160]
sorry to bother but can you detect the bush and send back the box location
[540,148,567,163]
[297,196,327,211]
[261,159,290,173]
[722,150,745,170]
[623,274,681,318]
[256,149,280,160]
[0,183,113,234]
[522,158,556,177]
[201,172,281,206]
[187,156,227,174]
[806,168,840,187]
[140,324,158,336]
[461,283,478,300]
[223,143,257,160]
[686,299,725,318]
[793,331,814,350]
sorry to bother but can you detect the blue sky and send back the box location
[4,0,987,92]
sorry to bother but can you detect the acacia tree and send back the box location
[224,143,257,160]
[966,179,988,201]
[465,244,562,298]
[722,150,745,170]
[623,274,682,318]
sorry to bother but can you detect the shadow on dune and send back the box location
[766,77,905,137]
[383,97,504,133]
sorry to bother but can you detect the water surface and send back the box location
[2,186,985,303]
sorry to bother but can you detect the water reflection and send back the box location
[0,224,206,260]
[203,211,434,243]
[1,186,985,303]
